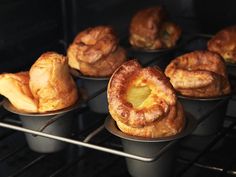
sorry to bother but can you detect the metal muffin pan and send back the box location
[105,113,197,177]
[129,45,177,53]
[72,69,109,114]
[127,51,174,70]
[226,62,236,77]
[178,94,231,136]
[3,99,79,153]
[126,44,179,69]
[121,35,183,54]
[119,37,183,68]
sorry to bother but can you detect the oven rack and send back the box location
[0,104,236,177]
[0,34,235,177]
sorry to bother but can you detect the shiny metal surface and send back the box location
[177,93,232,101]
[129,45,177,53]
[105,113,197,142]
[2,99,81,117]
[70,68,109,81]
[0,121,160,162]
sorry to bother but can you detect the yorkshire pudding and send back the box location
[0,72,38,113]
[165,51,231,98]
[0,52,78,113]
[107,60,185,138]
[30,52,78,112]
[129,6,182,50]
[208,25,236,63]
[67,26,126,77]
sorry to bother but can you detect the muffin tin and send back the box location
[122,36,183,68]
[226,62,236,77]
[0,32,235,177]
[2,99,80,153]
[178,94,231,135]
[105,114,197,177]
[70,68,109,114]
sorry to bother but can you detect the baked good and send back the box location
[107,60,185,138]
[129,6,181,50]
[67,26,126,77]
[0,52,78,113]
[29,52,78,112]
[165,50,231,98]
[208,25,236,63]
[0,72,38,113]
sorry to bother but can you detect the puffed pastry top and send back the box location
[208,25,236,63]
[0,72,38,112]
[129,6,181,50]
[108,60,185,138]
[165,50,231,98]
[0,52,78,113]
[67,26,126,77]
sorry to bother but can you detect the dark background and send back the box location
[0,0,236,72]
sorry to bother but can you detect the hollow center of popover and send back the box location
[126,85,151,108]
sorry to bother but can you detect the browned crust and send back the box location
[78,47,126,77]
[129,6,181,49]
[0,72,38,113]
[116,102,185,138]
[208,25,236,63]
[71,26,118,64]
[108,60,184,138]
[165,50,231,97]
[67,26,127,77]
[0,52,79,113]
[130,6,166,41]
[29,52,78,112]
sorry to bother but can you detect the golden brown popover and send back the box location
[67,26,126,77]
[129,6,181,50]
[107,60,185,138]
[0,52,78,113]
[0,72,38,113]
[165,51,231,98]
[29,52,78,112]
[208,25,236,63]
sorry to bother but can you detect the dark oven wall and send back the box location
[65,0,236,42]
[1,0,236,73]
[0,0,63,73]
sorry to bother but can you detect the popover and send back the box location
[165,50,231,98]
[0,52,78,113]
[108,60,185,138]
[208,25,236,63]
[129,6,181,50]
[68,26,126,77]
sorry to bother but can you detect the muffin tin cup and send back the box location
[226,62,236,77]
[105,113,197,177]
[78,75,109,114]
[70,69,109,114]
[122,140,175,177]
[127,47,175,70]
[19,113,73,153]
[178,94,231,136]
[123,37,183,69]
[3,99,80,153]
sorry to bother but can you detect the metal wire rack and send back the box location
[0,34,235,177]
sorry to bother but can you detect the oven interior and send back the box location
[0,0,236,177]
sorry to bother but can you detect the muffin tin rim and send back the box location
[105,112,197,143]
[2,99,81,117]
